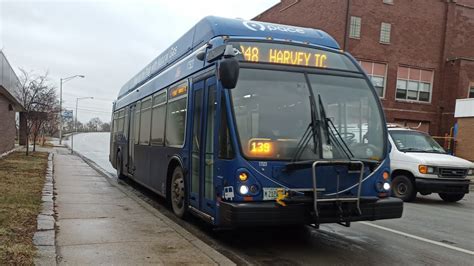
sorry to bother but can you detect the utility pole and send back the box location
[71,97,93,154]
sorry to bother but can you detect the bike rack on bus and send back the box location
[311,160,364,220]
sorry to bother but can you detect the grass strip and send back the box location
[0,151,48,265]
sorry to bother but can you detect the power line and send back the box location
[62,92,115,102]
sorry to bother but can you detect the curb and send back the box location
[69,149,235,266]
[33,152,57,265]
[0,145,22,159]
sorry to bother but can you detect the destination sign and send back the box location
[169,84,188,99]
[231,42,357,71]
[248,138,274,157]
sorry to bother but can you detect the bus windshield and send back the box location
[231,68,385,161]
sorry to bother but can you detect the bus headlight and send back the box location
[468,169,473,176]
[239,185,249,195]
[376,182,391,192]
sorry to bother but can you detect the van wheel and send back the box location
[439,193,465,202]
[116,151,126,180]
[170,166,187,218]
[392,175,416,202]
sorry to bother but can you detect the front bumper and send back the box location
[219,197,403,227]
[415,177,470,194]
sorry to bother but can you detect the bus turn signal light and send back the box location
[239,172,248,181]
[383,171,390,180]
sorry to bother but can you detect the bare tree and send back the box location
[41,106,60,145]
[16,69,58,155]
[75,121,84,132]
[31,89,59,149]
[86,117,103,132]
[101,122,111,132]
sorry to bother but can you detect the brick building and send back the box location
[454,98,474,160]
[255,0,474,136]
[0,51,24,154]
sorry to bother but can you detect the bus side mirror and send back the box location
[219,45,240,89]
[219,58,239,89]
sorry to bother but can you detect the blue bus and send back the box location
[110,16,403,227]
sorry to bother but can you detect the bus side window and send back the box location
[123,110,129,139]
[139,98,152,145]
[134,102,141,145]
[117,109,124,134]
[165,81,188,147]
[151,91,167,146]
[112,112,118,141]
[218,93,234,159]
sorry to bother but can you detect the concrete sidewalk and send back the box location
[54,147,233,265]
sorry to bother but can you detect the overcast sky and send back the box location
[0,0,278,123]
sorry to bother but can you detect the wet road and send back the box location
[69,132,474,265]
[64,132,116,175]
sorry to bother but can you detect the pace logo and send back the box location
[242,20,305,34]
[243,21,266,31]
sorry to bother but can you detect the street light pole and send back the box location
[71,96,93,154]
[59,79,62,144]
[59,75,85,145]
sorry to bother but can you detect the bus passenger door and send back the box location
[190,80,204,209]
[202,77,217,216]
[190,76,217,217]
[128,105,136,175]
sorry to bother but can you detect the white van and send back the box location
[388,126,473,202]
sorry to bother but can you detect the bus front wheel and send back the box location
[170,166,188,218]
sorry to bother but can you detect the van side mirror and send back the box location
[218,45,240,89]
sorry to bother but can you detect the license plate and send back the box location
[263,187,281,200]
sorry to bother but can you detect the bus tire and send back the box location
[170,166,188,218]
[116,151,126,180]
[391,175,416,202]
[439,193,465,202]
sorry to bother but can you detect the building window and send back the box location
[469,83,474,98]
[358,61,387,98]
[383,0,394,4]
[349,16,361,39]
[380,22,391,44]
[396,66,434,102]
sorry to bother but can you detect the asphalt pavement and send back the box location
[68,132,474,265]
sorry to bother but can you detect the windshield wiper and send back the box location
[317,94,354,159]
[291,95,319,162]
[399,147,428,153]
[425,149,444,154]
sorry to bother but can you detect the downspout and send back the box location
[437,0,451,136]
[343,0,352,50]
